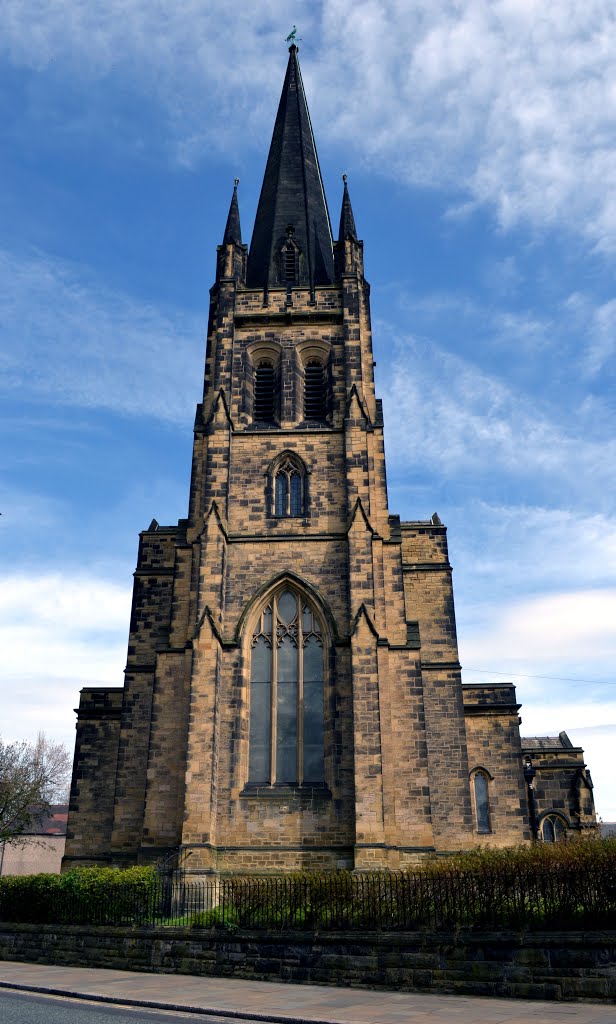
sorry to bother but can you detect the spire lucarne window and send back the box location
[248,587,325,786]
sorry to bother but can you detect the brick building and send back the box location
[63,46,596,876]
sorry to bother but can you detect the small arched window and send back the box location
[541,814,567,842]
[304,361,326,421]
[273,455,305,517]
[254,360,276,422]
[472,770,491,833]
[248,586,325,786]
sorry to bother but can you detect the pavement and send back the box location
[0,962,615,1024]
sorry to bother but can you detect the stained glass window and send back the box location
[248,588,324,786]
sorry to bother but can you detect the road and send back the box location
[0,989,263,1024]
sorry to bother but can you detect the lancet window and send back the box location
[248,587,325,787]
[272,458,302,520]
[471,770,492,833]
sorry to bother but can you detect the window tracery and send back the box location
[271,454,306,517]
[541,813,567,842]
[248,587,325,786]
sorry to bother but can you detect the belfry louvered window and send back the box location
[248,588,325,786]
[274,457,304,516]
[304,361,326,420]
[254,360,275,422]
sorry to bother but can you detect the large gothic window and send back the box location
[248,587,325,786]
[254,360,276,422]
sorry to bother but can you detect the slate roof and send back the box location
[247,45,334,291]
[20,804,69,836]
[521,732,576,750]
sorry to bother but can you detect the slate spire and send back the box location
[338,174,358,242]
[247,45,334,291]
[222,179,242,246]
[334,174,363,278]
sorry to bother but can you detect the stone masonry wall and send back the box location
[0,924,615,1002]
[63,689,122,866]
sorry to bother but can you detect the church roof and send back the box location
[522,732,579,751]
[246,45,334,290]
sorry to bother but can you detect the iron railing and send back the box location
[1,862,615,930]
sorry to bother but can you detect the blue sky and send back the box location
[2,1,615,821]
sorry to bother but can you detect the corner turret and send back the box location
[335,175,364,277]
[217,179,247,283]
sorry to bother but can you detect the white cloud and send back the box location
[0,573,131,750]
[0,248,202,422]
[460,588,616,668]
[585,298,616,376]
[2,2,616,247]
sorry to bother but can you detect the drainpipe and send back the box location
[524,756,539,840]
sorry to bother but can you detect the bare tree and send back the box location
[0,733,72,845]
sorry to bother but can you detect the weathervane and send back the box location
[285,26,302,45]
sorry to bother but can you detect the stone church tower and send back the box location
[64,47,596,875]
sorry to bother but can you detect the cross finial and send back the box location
[234,178,240,187]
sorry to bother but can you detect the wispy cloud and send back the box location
[2,3,616,248]
[0,248,202,422]
[460,588,616,672]
[380,328,616,507]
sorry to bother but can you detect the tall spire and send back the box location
[338,174,358,242]
[222,179,242,246]
[247,45,334,291]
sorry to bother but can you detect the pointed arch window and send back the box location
[541,813,567,842]
[254,360,276,422]
[248,587,325,786]
[471,769,492,833]
[304,360,326,421]
[272,455,305,517]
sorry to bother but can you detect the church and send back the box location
[63,45,596,876]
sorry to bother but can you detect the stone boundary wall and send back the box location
[0,924,615,1002]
